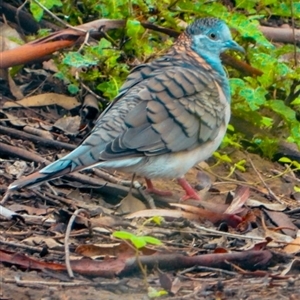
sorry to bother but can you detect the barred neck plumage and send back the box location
[165,33,231,102]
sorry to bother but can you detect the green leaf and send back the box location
[97,80,120,100]
[67,84,79,94]
[63,52,98,68]
[213,152,232,163]
[291,98,300,106]
[239,87,267,111]
[266,100,296,123]
[278,157,292,163]
[148,287,168,298]
[143,236,162,246]
[126,19,145,38]
[112,231,135,240]
[30,0,62,21]
[130,236,147,249]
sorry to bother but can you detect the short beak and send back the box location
[225,40,245,53]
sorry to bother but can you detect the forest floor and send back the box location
[1,101,300,300]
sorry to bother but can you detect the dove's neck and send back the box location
[171,35,231,101]
[196,50,231,102]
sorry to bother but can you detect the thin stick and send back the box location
[64,208,89,278]
[32,0,86,32]
[247,154,284,205]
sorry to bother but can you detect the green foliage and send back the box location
[113,231,162,249]
[26,0,300,157]
[143,216,164,226]
[213,151,247,177]
[278,157,300,192]
[30,0,62,21]
[148,287,168,298]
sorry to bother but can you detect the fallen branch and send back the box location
[0,125,76,151]
[0,248,272,277]
[259,25,300,44]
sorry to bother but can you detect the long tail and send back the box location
[8,160,73,191]
[8,144,99,191]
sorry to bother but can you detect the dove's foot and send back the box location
[144,178,173,197]
[177,177,201,201]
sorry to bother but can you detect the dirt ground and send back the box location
[1,142,300,299]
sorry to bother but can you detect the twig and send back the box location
[0,237,63,255]
[133,180,156,209]
[92,168,128,184]
[192,222,265,241]
[81,82,106,101]
[247,155,284,205]
[64,208,89,278]
[32,0,86,33]
[15,0,29,36]
[259,25,300,45]
[178,264,238,277]
[0,141,49,165]
[31,189,60,206]
[3,277,129,287]
[0,125,76,151]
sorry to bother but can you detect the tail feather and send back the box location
[8,144,103,191]
[8,159,73,191]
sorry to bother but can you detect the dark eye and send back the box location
[209,33,217,40]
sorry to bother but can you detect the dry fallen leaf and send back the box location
[3,93,80,111]
[53,115,81,136]
[246,198,287,211]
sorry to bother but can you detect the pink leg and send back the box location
[145,178,173,197]
[177,177,201,201]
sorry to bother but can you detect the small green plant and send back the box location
[147,286,168,298]
[112,230,162,249]
[276,157,300,193]
[113,230,164,295]
[142,216,164,227]
[213,151,247,177]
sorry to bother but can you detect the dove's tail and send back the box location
[8,144,101,191]
[8,159,75,191]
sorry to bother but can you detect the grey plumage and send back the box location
[8,18,244,200]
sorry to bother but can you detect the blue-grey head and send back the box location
[186,18,244,58]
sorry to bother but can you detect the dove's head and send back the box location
[187,18,244,57]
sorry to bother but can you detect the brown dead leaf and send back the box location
[283,235,300,254]
[53,115,81,136]
[3,93,80,111]
[0,249,66,272]
[158,271,173,292]
[246,198,287,211]
[76,242,156,258]
[8,204,51,216]
[116,192,147,214]
[22,236,62,249]
[281,258,300,275]
[0,110,27,127]
[5,161,27,176]
[90,215,127,228]
[76,243,129,257]
[225,186,249,215]
[263,209,297,238]
[171,204,242,227]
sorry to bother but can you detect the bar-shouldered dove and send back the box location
[8,18,244,200]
